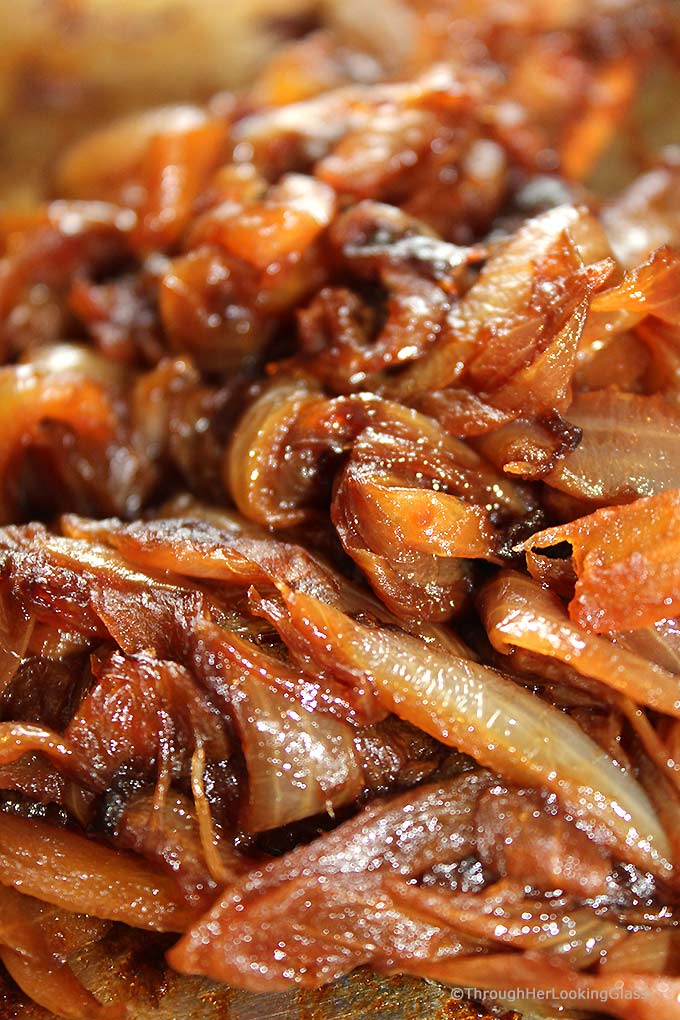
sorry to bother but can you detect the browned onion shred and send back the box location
[190,742,234,886]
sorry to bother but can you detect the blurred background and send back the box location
[0,0,322,207]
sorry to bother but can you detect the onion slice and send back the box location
[385,881,624,965]
[0,813,199,932]
[591,245,680,326]
[523,489,680,633]
[228,670,364,832]
[0,947,124,1020]
[0,577,34,698]
[191,617,384,728]
[545,390,680,504]
[614,617,680,674]
[266,584,672,876]
[479,570,680,717]
[62,512,343,606]
[169,772,492,988]
[0,885,121,1020]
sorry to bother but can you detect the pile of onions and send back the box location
[1,2,680,1018]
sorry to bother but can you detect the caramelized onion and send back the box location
[0,723,77,781]
[479,570,680,716]
[131,115,227,253]
[0,11,679,1015]
[56,105,216,200]
[473,411,582,480]
[191,618,383,728]
[169,772,493,988]
[62,512,341,605]
[226,374,325,527]
[264,585,671,875]
[524,490,680,633]
[545,390,680,503]
[388,204,612,400]
[190,174,335,269]
[0,752,91,824]
[483,299,588,416]
[0,576,34,698]
[65,649,230,786]
[387,881,623,964]
[1,525,209,655]
[0,813,198,931]
[613,617,680,674]
[591,245,680,326]
[0,948,122,1020]
[0,885,119,1020]
[231,672,363,832]
[0,354,117,523]
[599,928,680,976]
[473,785,611,897]
[115,790,242,908]
[415,388,514,437]
[332,419,506,620]
[158,247,273,374]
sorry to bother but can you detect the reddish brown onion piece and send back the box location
[169,772,492,988]
[0,813,199,931]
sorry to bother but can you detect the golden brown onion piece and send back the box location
[387,204,613,401]
[479,570,680,716]
[524,489,680,633]
[0,885,119,1020]
[0,814,198,931]
[332,419,506,620]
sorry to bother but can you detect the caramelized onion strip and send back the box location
[0,814,199,932]
[479,570,680,717]
[266,584,671,876]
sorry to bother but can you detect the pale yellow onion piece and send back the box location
[226,374,322,527]
[233,676,364,832]
[275,585,672,877]
[545,390,680,503]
